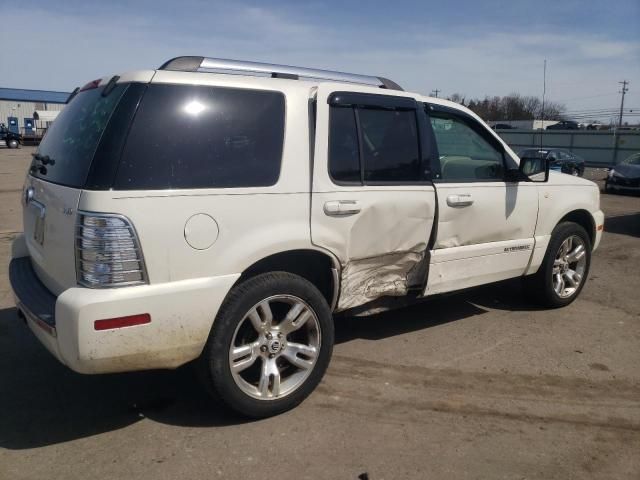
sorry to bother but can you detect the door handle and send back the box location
[324,200,361,216]
[446,194,474,207]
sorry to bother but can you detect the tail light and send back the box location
[75,212,148,288]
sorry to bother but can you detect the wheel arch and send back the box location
[235,249,340,311]
[557,209,595,246]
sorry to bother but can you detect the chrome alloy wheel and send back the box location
[229,295,321,400]
[552,235,587,298]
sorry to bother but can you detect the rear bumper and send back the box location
[10,238,239,374]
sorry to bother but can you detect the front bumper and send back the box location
[607,176,640,191]
[10,242,240,374]
[593,209,604,251]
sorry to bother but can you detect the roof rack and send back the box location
[158,56,403,91]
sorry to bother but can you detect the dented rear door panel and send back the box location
[310,85,436,311]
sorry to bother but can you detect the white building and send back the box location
[0,87,69,135]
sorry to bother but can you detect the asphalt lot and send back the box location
[0,146,638,480]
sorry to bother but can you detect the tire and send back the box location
[198,272,334,418]
[7,139,19,149]
[524,221,591,308]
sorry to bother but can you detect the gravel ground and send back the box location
[0,146,638,480]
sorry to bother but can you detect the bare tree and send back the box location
[460,93,565,121]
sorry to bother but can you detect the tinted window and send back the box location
[115,84,285,189]
[31,84,127,187]
[329,107,360,183]
[430,113,504,181]
[359,109,421,182]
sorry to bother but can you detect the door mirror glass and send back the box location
[519,155,549,182]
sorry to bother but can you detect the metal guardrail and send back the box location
[496,130,640,167]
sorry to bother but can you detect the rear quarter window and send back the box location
[115,84,285,189]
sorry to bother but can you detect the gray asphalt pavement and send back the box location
[0,147,638,480]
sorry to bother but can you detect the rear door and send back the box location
[311,86,436,311]
[424,104,538,295]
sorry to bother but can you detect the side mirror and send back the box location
[519,156,549,182]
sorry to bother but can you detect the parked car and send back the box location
[9,56,604,418]
[492,123,514,130]
[0,123,22,148]
[518,148,585,176]
[605,153,640,193]
[546,120,580,130]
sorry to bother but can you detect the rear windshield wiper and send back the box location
[31,153,56,165]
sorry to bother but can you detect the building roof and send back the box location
[0,87,70,104]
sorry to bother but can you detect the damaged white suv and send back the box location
[10,56,604,418]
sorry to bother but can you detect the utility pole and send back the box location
[618,80,629,128]
[540,59,546,148]
[541,59,546,124]
[431,89,440,98]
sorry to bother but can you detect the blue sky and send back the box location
[1,0,638,122]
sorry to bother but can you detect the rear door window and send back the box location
[328,97,424,185]
[359,109,421,182]
[328,107,360,183]
[115,84,285,189]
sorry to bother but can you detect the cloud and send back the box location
[1,1,637,119]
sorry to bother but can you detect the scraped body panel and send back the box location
[311,189,434,311]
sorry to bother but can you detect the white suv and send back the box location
[10,56,604,418]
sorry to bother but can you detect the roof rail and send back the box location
[158,56,403,91]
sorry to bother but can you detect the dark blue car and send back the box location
[605,153,640,194]
[518,148,585,177]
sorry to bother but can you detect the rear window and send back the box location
[115,84,285,189]
[30,84,127,187]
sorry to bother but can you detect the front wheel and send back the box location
[524,222,591,308]
[6,139,19,149]
[198,272,334,418]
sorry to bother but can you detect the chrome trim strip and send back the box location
[17,301,57,337]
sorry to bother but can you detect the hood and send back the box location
[546,170,597,187]
[612,163,640,179]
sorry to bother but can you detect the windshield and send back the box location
[622,153,640,165]
[30,84,127,187]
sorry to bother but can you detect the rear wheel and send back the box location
[524,222,591,308]
[7,139,19,149]
[198,272,334,418]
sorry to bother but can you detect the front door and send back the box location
[424,105,538,295]
[311,86,436,311]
